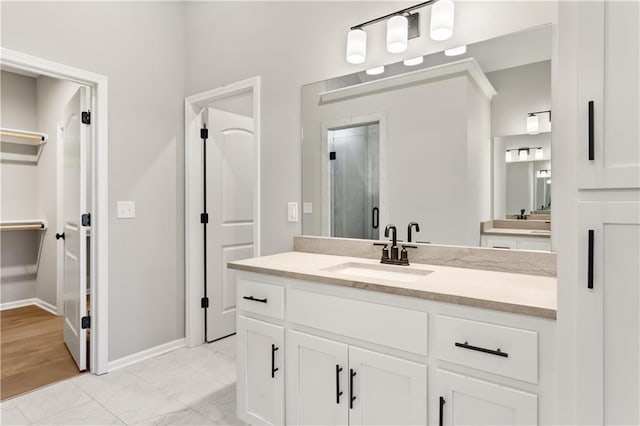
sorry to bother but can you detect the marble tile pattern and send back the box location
[228,251,557,319]
[0,336,243,426]
[294,235,557,277]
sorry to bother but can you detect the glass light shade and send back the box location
[527,114,539,133]
[404,56,424,66]
[547,179,552,184]
[444,45,466,56]
[387,15,408,53]
[366,66,385,75]
[535,147,543,159]
[505,150,512,162]
[346,29,367,64]
[430,0,455,41]
[519,149,529,161]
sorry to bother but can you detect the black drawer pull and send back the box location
[243,295,267,303]
[455,341,509,358]
[439,396,445,426]
[588,229,594,289]
[271,344,279,378]
[349,369,356,409]
[55,232,65,240]
[588,100,595,161]
[336,365,343,404]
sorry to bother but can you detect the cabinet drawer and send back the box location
[288,288,428,356]
[435,315,538,384]
[237,278,285,320]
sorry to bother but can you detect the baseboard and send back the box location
[0,298,58,315]
[108,338,186,372]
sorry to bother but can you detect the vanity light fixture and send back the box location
[537,169,550,178]
[430,0,455,41]
[526,110,551,134]
[535,147,544,159]
[505,150,513,162]
[404,56,424,66]
[346,1,446,64]
[444,45,466,56]
[519,148,530,161]
[366,66,385,75]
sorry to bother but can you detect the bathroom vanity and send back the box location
[229,239,557,425]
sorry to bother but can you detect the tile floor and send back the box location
[0,336,242,425]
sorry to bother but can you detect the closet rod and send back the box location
[0,223,46,231]
[0,130,45,142]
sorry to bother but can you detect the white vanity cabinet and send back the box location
[577,1,640,189]
[286,330,427,426]
[235,271,555,425]
[481,235,551,251]
[433,369,537,426]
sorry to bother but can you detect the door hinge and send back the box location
[81,111,91,125]
[81,316,90,329]
[200,127,209,140]
[81,213,91,227]
[201,297,209,308]
[200,213,209,224]
[330,151,337,160]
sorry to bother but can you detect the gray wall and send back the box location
[0,71,39,302]
[1,2,187,361]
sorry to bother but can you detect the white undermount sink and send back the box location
[323,262,433,283]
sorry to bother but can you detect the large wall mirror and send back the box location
[301,25,552,247]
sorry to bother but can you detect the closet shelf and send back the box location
[0,127,48,163]
[0,220,48,231]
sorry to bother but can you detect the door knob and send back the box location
[55,232,65,240]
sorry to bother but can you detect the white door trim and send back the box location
[184,77,262,348]
[0,47,110,375]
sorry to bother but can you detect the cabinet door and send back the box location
[577,1,640,189]
[237,315,284,425]
[482,236,516,250]
[348,346,427,425]
[576,201,640,425]
[286,330,349,425]
[433,369,537,426]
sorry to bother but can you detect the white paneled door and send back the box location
[205,108,255,341]
[62,87,90,371]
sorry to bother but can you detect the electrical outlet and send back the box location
[117,201,135,219]
[287,202,299,223]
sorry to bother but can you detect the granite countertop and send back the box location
[228,251,557,320]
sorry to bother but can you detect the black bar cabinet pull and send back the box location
[455,341,509,358]
[588,100,595,161]
[55,232,65,240]
[439,396,445,426]
[349,369,357,409]
[336,365,343,404]
[372,207,379,229]
[243,295,267,304]
[588,229,594,289]
[271,344,279,378]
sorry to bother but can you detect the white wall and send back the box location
[35,76,82,306]
[1,71,39,303]
[1,2,187,361]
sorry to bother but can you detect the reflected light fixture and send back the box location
[346,1,446,64]
[404,56,424,66]
[387,15,409,53]
[527,110,551,134]
[535,147,544,159]
[519,148,530,161]
[366,66,385,75]
[444,45,466,56]
[430,0,455,41]
[505,150,512,162]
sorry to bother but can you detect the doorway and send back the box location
[185,77,261,347]
[0,48,109,380]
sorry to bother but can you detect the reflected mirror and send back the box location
[301,25,552,247]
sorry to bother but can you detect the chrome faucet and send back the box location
[373,224,416,266]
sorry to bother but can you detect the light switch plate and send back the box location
[303,202,313,214]
[117,201,135,219]
[287,202,299,223]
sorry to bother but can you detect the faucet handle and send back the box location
[373,242,388,247]
[373,242,390,261]
[401,244,418,249]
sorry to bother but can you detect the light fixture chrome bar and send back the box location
[350,0,438,30]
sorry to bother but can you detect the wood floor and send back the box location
[1,305,82,401]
